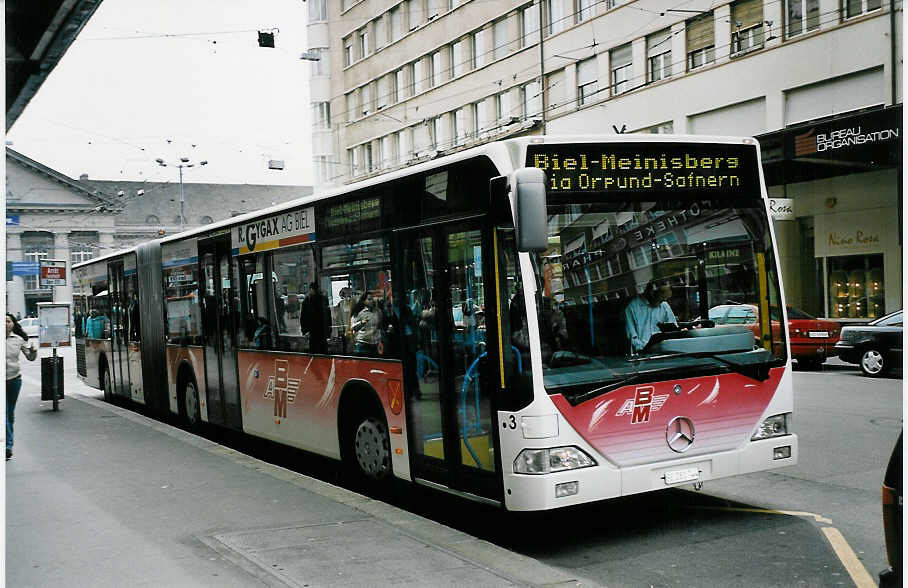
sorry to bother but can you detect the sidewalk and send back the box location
[6,346,594,587]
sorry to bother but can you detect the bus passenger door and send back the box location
[107,262,129,398]
[199,235,242,428]
[397,222,500,502]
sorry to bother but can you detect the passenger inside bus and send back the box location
[350,291,382,355]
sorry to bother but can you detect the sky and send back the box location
[7,0,312,186]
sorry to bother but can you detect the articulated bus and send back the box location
[73,135,797,511]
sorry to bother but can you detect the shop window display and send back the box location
[827,254,883,318]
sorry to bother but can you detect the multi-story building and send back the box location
[308,0,901,319]
[6,148,312,317]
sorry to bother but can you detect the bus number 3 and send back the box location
[503,415,517,430]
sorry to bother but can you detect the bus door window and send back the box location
[162,244,201,346]
[237,254,270,349]
[446,228,494,471]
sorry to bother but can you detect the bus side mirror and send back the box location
[513,167,547,252]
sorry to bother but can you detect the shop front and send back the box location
[758,105,902,321]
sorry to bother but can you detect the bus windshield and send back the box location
[526,198,786,404]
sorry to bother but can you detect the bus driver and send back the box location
[624,280,678,354]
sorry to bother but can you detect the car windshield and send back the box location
[869,311,902,326]
[526,198,786,402]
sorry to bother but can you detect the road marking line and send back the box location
[689,505,874,587]
[821,526,877,588]
[691,505,832,524]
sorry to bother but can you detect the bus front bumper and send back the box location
[502,434,798,511]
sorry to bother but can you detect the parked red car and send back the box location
[708,304,840,368]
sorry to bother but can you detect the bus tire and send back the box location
[350,414,392,482]
[101,362,112,403]
[178,372,201,430]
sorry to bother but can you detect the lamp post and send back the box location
[155,157,207,232]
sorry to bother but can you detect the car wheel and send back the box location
[860,348,887,377]
[352,415,392,481]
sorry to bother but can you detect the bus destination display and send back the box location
[527,142,759,194]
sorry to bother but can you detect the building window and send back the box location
[522,80,542,118]
[546,0,568,35]
[360,84,373,115]
[731,0,765,53]
[576,57,598,105]
[576,0,595,23]
[846,0,882,18]
[375,17,388,50]
[394,68,405,101]
[409,0,422,30]
[22,233,53,291]
[414,59,425,94]
[199,216,214,225]
[472,100,487,136]
[431,116,443,149]
[343,37,353,67]
[521,4,541,47]
[686,12,715,70]
[493,19,508,60]
[431,51,442,87]
[358,28,369,59]
[497,91,513,122]
[647,29,672,82]
[610,44,632,95]
[452,39,465,77]
[346,92,356,122]
[399,128,413,162]
[145,215,160,225]
[309,0,327,22]
[786,0,819,36]
[473,28,487,68]
[454,108,466,145]
[311,101,331,128]
[69,232,98,265]
[390,6,404,41]
[377,76,389,109]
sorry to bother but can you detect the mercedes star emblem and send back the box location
[666,416,695,453]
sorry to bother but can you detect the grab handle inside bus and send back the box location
[513,167,548,252]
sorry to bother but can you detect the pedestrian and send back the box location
[6,313,37,460]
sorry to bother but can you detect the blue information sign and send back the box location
[11,262,39,276]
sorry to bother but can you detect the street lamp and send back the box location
[155,156,208,232]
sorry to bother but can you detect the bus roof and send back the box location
[73,134,760,271]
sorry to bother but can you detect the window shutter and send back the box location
[731,0,763,29]
[577,58,597,85]
[686,12,714,53]
[611,43,632,67]
[646,28,672,54]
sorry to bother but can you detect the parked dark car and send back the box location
[834,310,903,376]
[879,433,902,587]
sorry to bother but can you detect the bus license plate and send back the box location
[665,467,700,485]
[808,331,829,338]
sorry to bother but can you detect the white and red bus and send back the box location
[73,135,797,511]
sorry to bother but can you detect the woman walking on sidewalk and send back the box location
[6,313,37,460]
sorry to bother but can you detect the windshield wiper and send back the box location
[664,349,779,382]
[567,363,723,405]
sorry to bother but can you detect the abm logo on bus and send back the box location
[616,386,669,424]
[262,359,301,418]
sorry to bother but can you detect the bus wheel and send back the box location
[102,365,112,402]
[180,377,201,429]
[352,415,392,481]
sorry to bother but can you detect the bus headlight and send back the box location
[513,446,596,474]
[752,413,791,440]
